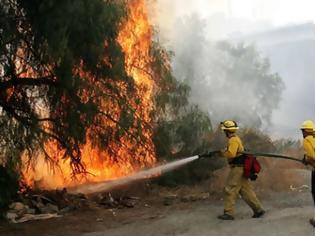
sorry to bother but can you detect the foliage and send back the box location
[154,106,212,158]
[273,138,301,153]
[239,128,301,154]
[150,41,213,159]
[215,42,284,126]
[150,42,223,185]
[0,0,144,174]
[239,128,277,152]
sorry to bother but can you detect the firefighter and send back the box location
[218,120,265,220]
[300,120,315,226]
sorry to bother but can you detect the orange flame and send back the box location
[22,0,156,189]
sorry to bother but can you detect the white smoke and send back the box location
[149,2,283,131]
[150,0,315,138]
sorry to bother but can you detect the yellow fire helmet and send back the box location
[220,120,239,132]
[300,120,315,132]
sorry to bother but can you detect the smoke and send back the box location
[150,5,283,131]
[239,24,315,138]
[150,1,315,139]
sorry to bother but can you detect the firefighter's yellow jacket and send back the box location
[304,135,315,167]
[222,135,244,159]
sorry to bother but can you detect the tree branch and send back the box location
[0,76,58,90]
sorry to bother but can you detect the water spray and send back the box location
[70,155,199,194]
[70,150,304,194]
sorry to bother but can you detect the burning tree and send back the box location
[0,0,156,188]
[0,0,213,193]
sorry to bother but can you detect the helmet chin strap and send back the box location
[225,131,235,138]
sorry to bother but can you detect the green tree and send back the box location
[150,42,213,159]
[239,128,276,152]
[215,41,284,127]
[149,42,221,185]
[0,0,144,175]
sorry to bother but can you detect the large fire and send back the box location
[22,0,157,189]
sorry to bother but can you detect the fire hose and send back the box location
[242,151,303,163]
[199,150,304,163]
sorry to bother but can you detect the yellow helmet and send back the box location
[221,120,239,132]
[300,120,315,131]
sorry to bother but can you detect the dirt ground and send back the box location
[1,165,314,236]
[1,190,315,236]
[86,192,315,236]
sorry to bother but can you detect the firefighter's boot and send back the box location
[217,213,234,220]
[252,210,265,218]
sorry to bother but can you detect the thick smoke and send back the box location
[151,10,284,130]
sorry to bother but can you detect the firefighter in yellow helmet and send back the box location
[217,120,265,220]
[301,120,315,167]
[300,120,315,226]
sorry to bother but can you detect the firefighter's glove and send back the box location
[199,152,214,158]
[198,154,206,158]
[302,155,309,166]
[199,150,220,159]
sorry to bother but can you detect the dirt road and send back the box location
[2,190,314,236]
[85,192,315,236]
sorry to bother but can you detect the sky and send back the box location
[225,0,315,26]
[154,0,315,36]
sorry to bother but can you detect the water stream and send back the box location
[70,155,199,194]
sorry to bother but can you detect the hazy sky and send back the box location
[226,0,315,26]
[155,0,315,31]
